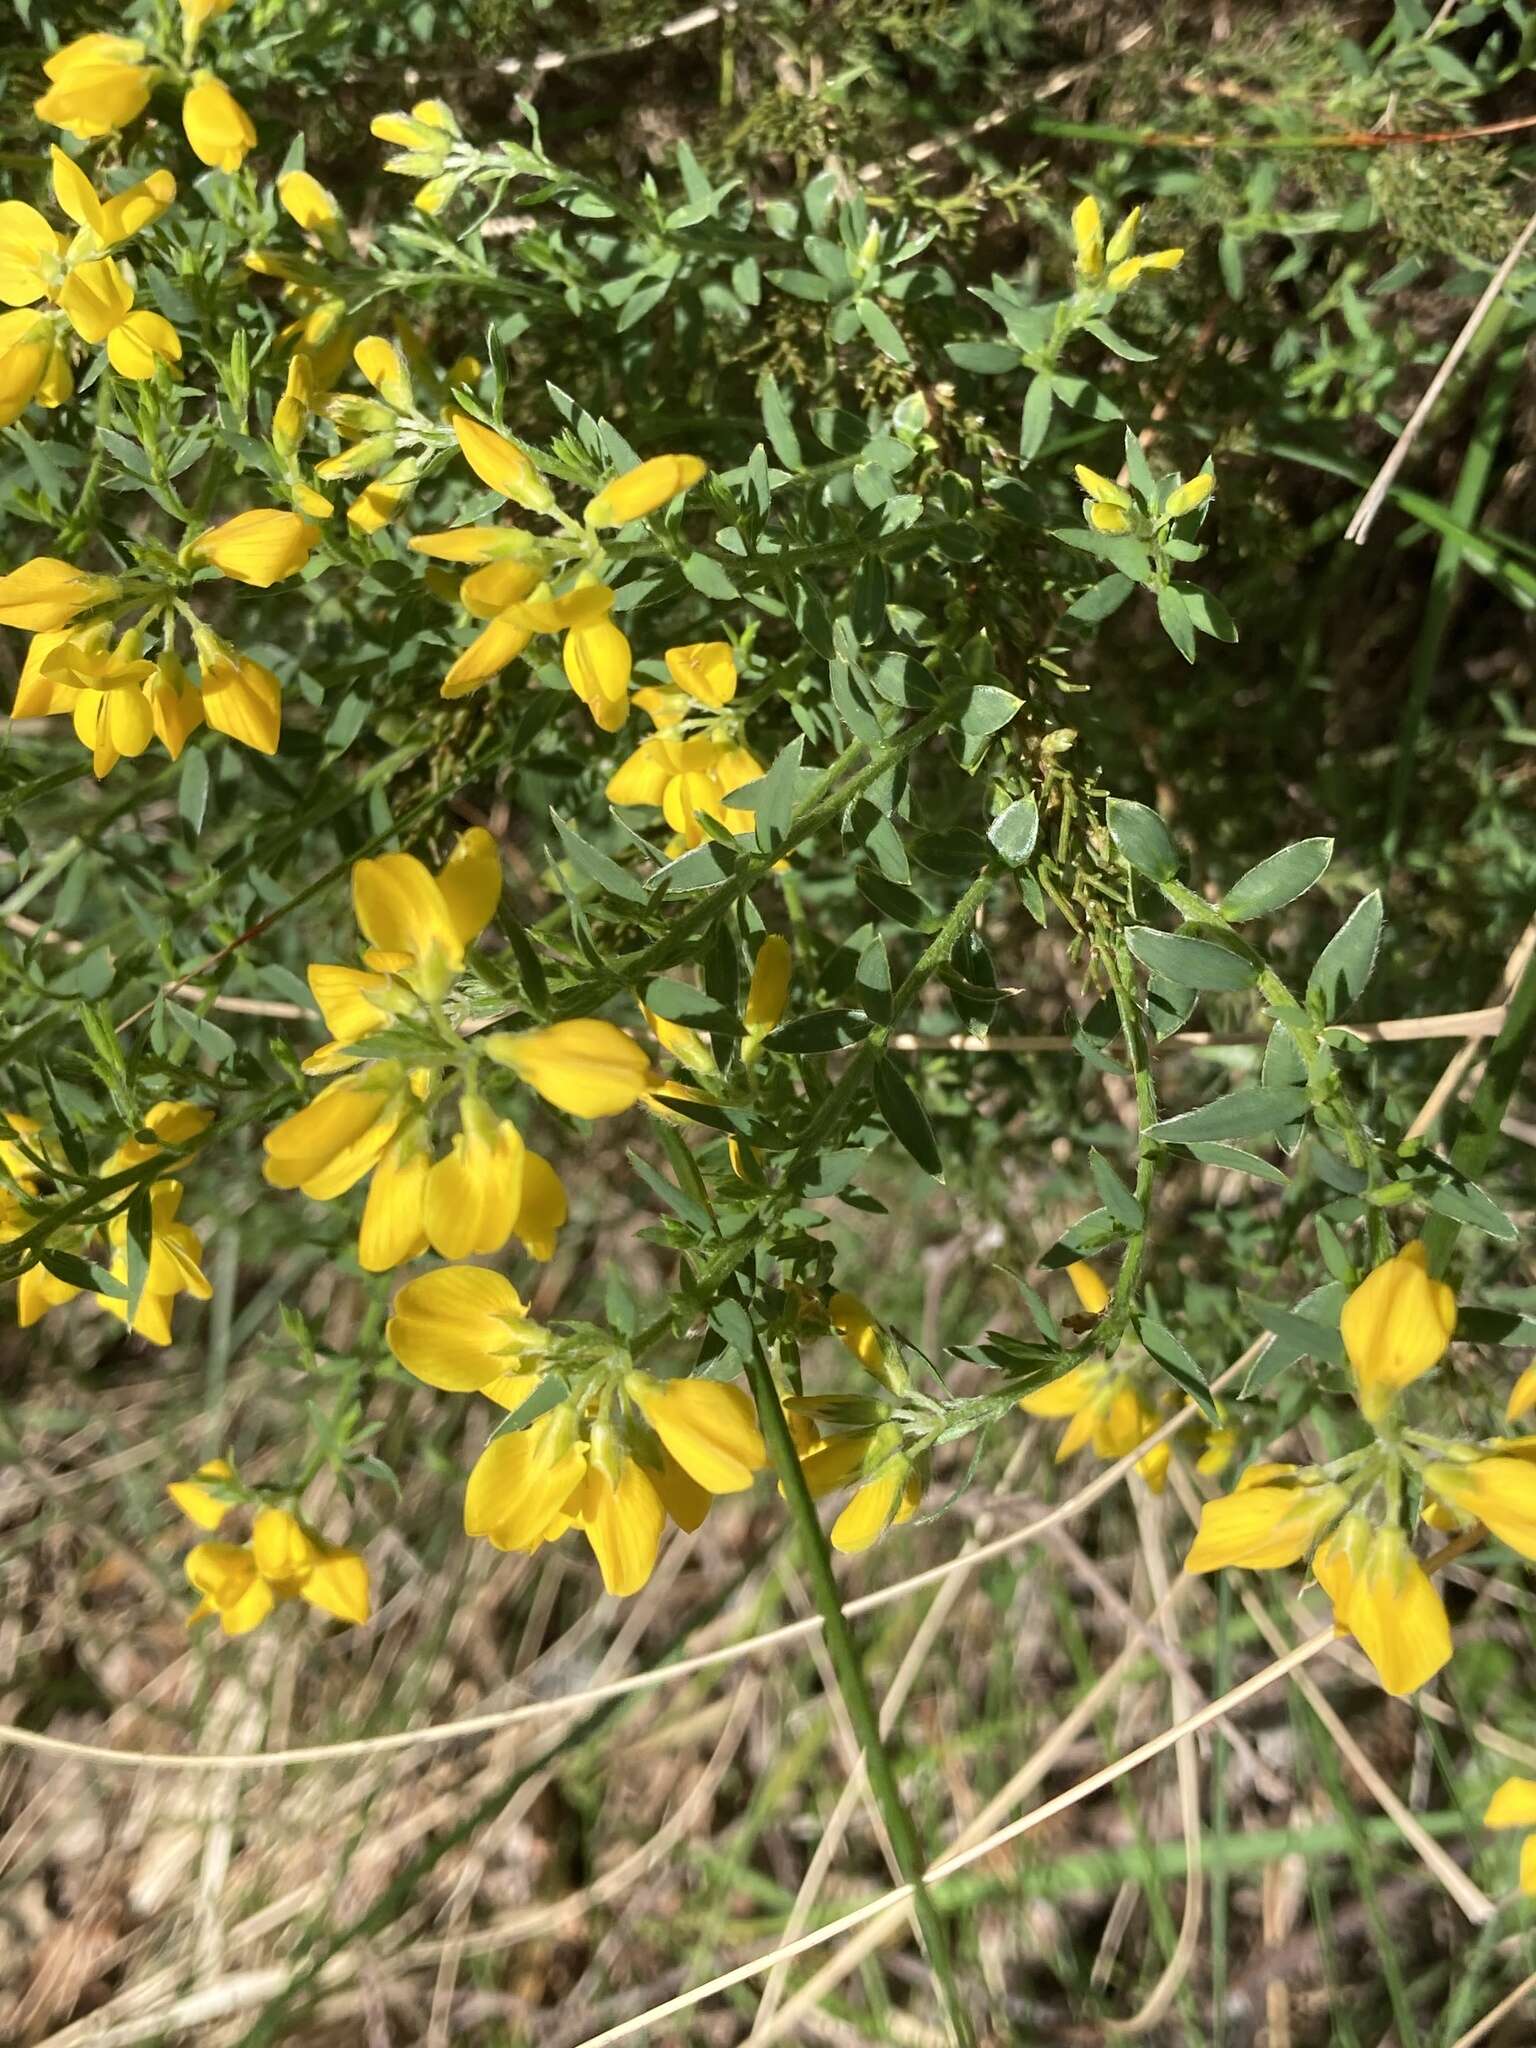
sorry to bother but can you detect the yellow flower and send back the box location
[186,1507,370,1635]
[347,823,501,1005]
[1165,473,1215,519]
[48,147,176,253]
[1484,1778,1536,1895]
[1088,503,1132,535]
[450,409,553,513]
[1506,1361,1536,1426]
[190,507,321,587]
[571,1453,668,1597]
[1314,1513,1450,1697]
[262,1064,418,1201]
[1424,1456,1536,1561]
[1065,1260,1110,1316]
[828,1290,896,1386]
[625,1373,766,1493]
[440,571,624,719]
[1340,1242,1456,1422]
[34,35,158,142]
[1196,1421,1238,1477]
[182,0,239,40]
[485,1019,654,1118]
[466,1409,588,1553]
[1107,248,1184,291]
[277,169,345,247]
[182,75,257,172]
[743,934,791,1059]
[420,1098,527,1262]
[1184,1474,1346,1573]
[37,624,156,778]
[665,640,737,707]
[354,333,414,412]
[56,255,181,379]
[605,706,765,857]
[585,453,707,528]
[798,1425,923,1555]
[95,1179,212,1346]
[191,628,283,755]
[167,1457,235,1531]
[0,557,117,632]
[1073,465,1131,509]
[388,1263,549,1404]
[1021,1358,1160,1466]
[1071,195,1104,279]
[0,311,71,427]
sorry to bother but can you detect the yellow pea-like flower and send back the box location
[182,75,257,172]
[167,1457,235,1531]
[1484,1778,1536,1895]
[450,410,553,513]
[626,1373,767,1494]
[1088,503,1133,535]
[1315,1515,1451,1697]
[828,1291,893,1384]
[585,453,707,528]
[1065,1260,1110,1316]
[465,1411,587,1552]
[34,35,158,143]
[388,1262,546,1396]
[665,640,737,707]
[353,334,414,413]
[743,933,792,1058]
[192,629,283,755]
[485,1019,654,1118]
[0,557,118,632]
[1340,1242,1456,1423]
[572,1457,667,1597]
[262,1067,415,1200]
[1424,1455,1536,1561]
[1165,472,1215,519]
[1073,465,1131,508]
[190,507,321,587]
[1184,1476,1346,1573]
[278,170,344,241]
[1071,195,1104,279]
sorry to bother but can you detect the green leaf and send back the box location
[1066,572,1134,623]
[1308,891,1383,1021]
[1424,1175,1518,1243]
[1245,1296,1347,1372]
[644,978,741,1035]
[959,686,1023,737]
[758,371,802,469]
[856,298,911,364]
[1179,585,1239,642]
[1090,1150,1143,1230]
[1106,798,1178,881]
[124,1181,153,1328]
[873,1057,943,1179]
[1183,1141,1289,1186]
[1221,838,1334,921]
[1148,1086,1311,1143]
[944,341,1018,374]
[681,551,739,600]
[1019,374,1054,459]
[167,1003,236,1064]
[1138,1316,1219,1421]
[1262,1024,1309,1155]
[554,811,647,905]
[1126,927,1258,992]
[987,796,1039,866]
[178,749,210,838]
[1156,584,1196,663]
[763,1008,872,1055]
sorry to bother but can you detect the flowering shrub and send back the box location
[5,9,1536,1995]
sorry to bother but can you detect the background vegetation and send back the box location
[1,1,1534,2043]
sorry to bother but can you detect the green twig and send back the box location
[741,1325,977,2048]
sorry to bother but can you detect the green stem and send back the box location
[741,1327,976,2048]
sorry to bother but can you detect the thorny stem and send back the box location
[741,1321,977,2048]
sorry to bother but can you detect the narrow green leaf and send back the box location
[873,1057,943,1179]
[1308,892,1384,1021]
[1126,927,1258,992]
[1148,1087,1311,1143]
[1106,798,1178,881]
[1222,839,1334,921]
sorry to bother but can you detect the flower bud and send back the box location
[189,508,321,587]
[1165,472,1215,519]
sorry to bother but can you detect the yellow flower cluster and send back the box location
[412,432,709,734]
[169,1463,370,1636]
[1184,1243,1536,1698]
[35,12,255,174]
[2,508,320,774]
[1069,197,1184,294]
[2,1102,213,1344]
[0,146,178,424]
[782,1292,929,1555]
[387,1267,767,1594]
[263,828,654,1271]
